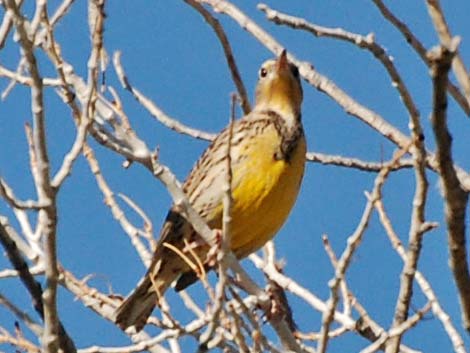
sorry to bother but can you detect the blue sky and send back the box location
[1,1,470,352]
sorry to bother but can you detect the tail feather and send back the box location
[115,233,189,331]
[115,276,158,332]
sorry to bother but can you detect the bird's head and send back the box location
[254,50,303,122]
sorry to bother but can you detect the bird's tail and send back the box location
[114,274,167,332]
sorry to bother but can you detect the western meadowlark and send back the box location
[115,50,306,332]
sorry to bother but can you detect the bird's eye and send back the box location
[260,67,268,78]
[290,65,299,78]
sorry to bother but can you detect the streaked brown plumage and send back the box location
[115,50,306,332]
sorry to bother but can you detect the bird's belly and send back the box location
[229,136,306,258]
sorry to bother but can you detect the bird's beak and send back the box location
[276,49,288,73]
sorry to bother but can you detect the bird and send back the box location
[115,50,306,332]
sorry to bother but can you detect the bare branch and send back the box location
[307,152,414,172]
[184,0,251,114]
[0,326,40,353]
[371,0,470,115]
[199,0,470,193]
[77,338,172,353]
[83,144,152,266]
[360,303,431,353]
[0,264,43,279]
[0,177,47,210]
[0,0,24,49]
[385,150,428,349]
[295,326,348,342]
[386,162,429,351]
[428,39,470,332]
[375,200,466,353]
[44,0,102,192]
[425,0,470,107]
[228,288,279,353]
[118,193,156,252]
[4,1,61,351]
[113,51,216,141]
[0,64,62,87]
[88,57,303,349]
[317,145,411,353]
[2,0,468,350]
[59,270,170,353]
[61,268,243,353]
[250,253,418,353]
[0,218,76,353]
[199,94,236,346]
[259,4,421,125]
[51,114,90,188]
[0,216,36,261]
[0,292,43,336]
[321,235,351,317]
[386,14,430,346]
[48,0,75,27]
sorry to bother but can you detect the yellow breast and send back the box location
[185,115,306,260]
[228,124,306,257]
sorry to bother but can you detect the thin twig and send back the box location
[307,152,413,172]
[227,304,250,353]
[425,0,470,107]
[0,264,43,279]
[113,51,216,141]
[321,235,351,317]
[360,302,432,353]
[317,145,411,353]
[51,113,90,188]
[0,327,40,353]
[0,215,37,261]
[177,290,205,318]
[383,129,428,353]
[228,288,277,353]
[375,199,466,353]
[83,144,152,266]
[118,193,156,252]
[295,327,348,342]
[0,64,62,87]
[0,220,76,353]
[371,0,470,115]
[0,177,48,210]
[184,0,251,114]
[0,0,24,49]
[386,13,430,348]
[59,268,170,353]
[249,253,418,353]
[259,4,422,127]
[0,292,43,336]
